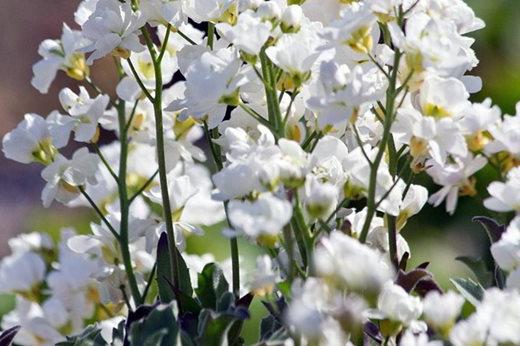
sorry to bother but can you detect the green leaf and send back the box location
[450,277,485,307]
[196,309,246,346]
[156,233,193,304]
[128,302,178,346]
[455,256,493,287]
[195,263,229,310]
[56,324,107,346]
[157,233,176,303]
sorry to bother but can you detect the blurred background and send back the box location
[0,0,519,341]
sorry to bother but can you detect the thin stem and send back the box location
[282,91,298,130]
[352,125,373,166]
[119,285,133,312]
[359,51,402,243]
[129,169,159,204]
[207,22,215,50]
[229,227,240,297]
[92,143,119,184]
[282,225,295,284]
[293,194,314,275]
[140,261,157,305]
[79,186,119,240]
[301,131,318,151]
[259,49,284,138]
[116,100,142,304]
[85,77,116,108]
[126,58,154,102]
[238,102,273,129]
[203,120,241,296]
[142,27,182,292]
[177,29,196,45]
[158,24,171,63]
[124,99,140,133]
[203,121,223,171]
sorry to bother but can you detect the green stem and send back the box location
[129,169,159,204]
[203,121,241,297]
[207,22,215,50]
[126,58,154,102]
[140,261,157,305]
[359,51,402,243]
[293,194,314,275]
[259,49,284,138]
[92,143,119,184]
[387,214,398,268]
[79,186,119,240]
[143,28,182,293]
[116,100,142,304]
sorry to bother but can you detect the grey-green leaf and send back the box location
[450,277,485,306]
[128,302,178,346]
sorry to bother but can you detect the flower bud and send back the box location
[257,2,282,21]
[281,5,303,33]
[303,176,338,219]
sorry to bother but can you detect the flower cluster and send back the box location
[2,0,520,345]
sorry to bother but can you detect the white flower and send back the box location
[167,47,248,128]
[366,226,410,262]
[7,232,53,255]
[475,288,520,344]
[302,175,338,219]
[75,0,98,26]
[306,61,387,129]
[400,330,443,346]
[486,103,520,158]
[48,87,109,142]
[396,184,428,230]
[41,148,99,207]
[484,167,520,213]
[121,49,177,90]
[321,3,379,59]
[1,297,65,346]
[81,0,145,64]
[183,0,237,23]
[228,193,292,245]
[314,231,394,294]
[145,173,198,213]
[490,217,520,272]
[216,10,271,56]
[449,315,487,346]
[249,255,277,296]
[418,74,470,118]
[422,291,464,333]
[256,2,282,22]
[0,252,46,294]
[345,207,384,239]
[265,23,322,80]
[140,0,184,26]
[389,14,478,86]
[393,108,468,165]
[377,282,423,326]
[31,24,90,94]
[2,113,69,165]
[281,5,303,33]
[427,154,487,214]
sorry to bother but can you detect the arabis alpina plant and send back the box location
[3,0,520,345]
